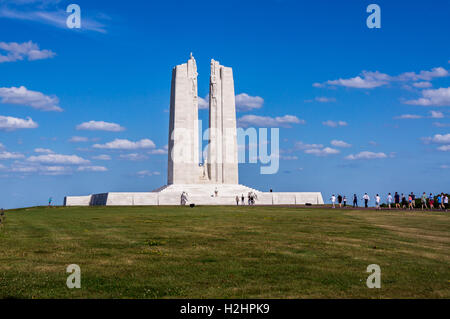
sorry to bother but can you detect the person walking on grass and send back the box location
[48,197,52,207]
[343,196,347,207]
[337,194,343,208]
[241,194,245,205]
[429,193,434,210]
[401,193,407,209]
[236,195,239,206]
[408,194,414,210]
[444,194,449,211]
[330,194,336,208]
[411,192,416,209]
[363,193,370,208]
[421,192,428,210]
[353,194,358,208]
[394,192,400,209]
[375,194,381,210]
[387,193,393,209]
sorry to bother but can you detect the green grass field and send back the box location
[0,206,448,299]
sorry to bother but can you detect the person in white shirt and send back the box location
[331,194,336,208]
[387,193,393,209]
[363,193,370,208]
[375,194,381,210]
[444,195,449,211]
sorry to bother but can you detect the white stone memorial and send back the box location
[65,55,324,206]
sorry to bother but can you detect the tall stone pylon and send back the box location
[167,54,201,184]
[208,59,239,184]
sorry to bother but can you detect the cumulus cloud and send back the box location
[119,153,149,161]
[0,5,107,33]
[304,147,340,157]
[93,138,156,150]
[331,140,352,148]
[433,122,450,127]
[295,141,323,150]
[92,154,111,160]
[0,115,38,130]
[412,81,432,88]
[237,114,304,128]
[137,170,161,177]
[0,86,62,111]
[0,151,25,159]
[404,87,450,106]
[437,145,450,152]
[76,120,125,132]
[0,41,55,63]
[345,151,387,160]
[77,166,108,172]
[422,133,450,144]
[69,136,90,143]
[27,154,90,165]
[148,148,168,155]
[315,67,448,89]
[198,96,209,109]
[394,114,423,119]
[235,93,264,111]
[322,120,347,127]
[430,111,444,119]
[34,148,54,153]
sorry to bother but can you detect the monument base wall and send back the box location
[64,184,324,206]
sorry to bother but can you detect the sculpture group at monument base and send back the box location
[64,184,324,206]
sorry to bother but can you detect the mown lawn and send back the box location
[0,206,448,298]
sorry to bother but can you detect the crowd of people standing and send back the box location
[330,192,449,211]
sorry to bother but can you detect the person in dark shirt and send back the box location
[337,195,343,208]
[394,192,400,209]
[353,194,358,207]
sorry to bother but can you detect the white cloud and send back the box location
[433,122,450,127]
[76,120,125,132]
[0,6,107,33]
[315,97,336,103]
[137,170,161,177]
[304,147,340,157]
[0,151,25,159]
[423,133,450,144]
[397,67,448,82]
[325,71,391,89]
[295,141,323,150]
[119,153,149,161]
[93,138,156,150]
[237,114,305,128]
[279,155,298,160]
[69,136,89,143]
[92,154,111,160]
[412,81,432,88]
[198,96,209,109]
[322,120,347,127]
[148,148,168,155]
[0,41,55,63]
[430,111,444,119]
[198,93,264,111]
[395,114,423,119]
[27,154,90,165]
[346,151,387,160]
[77,166,108,172]
[235,93,264,111]
[437,145,450,152]
[34,148,54,153]
[331,140,352,148]
[404,87,450,106]
[0,115,38,130]
[316,67,448,89]
[440,164,449,169]
[0,86,61,111]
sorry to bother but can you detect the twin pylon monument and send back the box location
[65,55,323,206]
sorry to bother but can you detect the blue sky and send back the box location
[0,0,449,208]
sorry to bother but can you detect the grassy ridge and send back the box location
[0,206,448,298]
